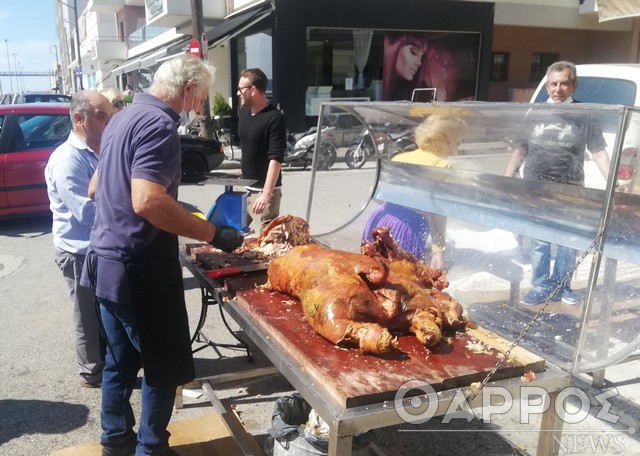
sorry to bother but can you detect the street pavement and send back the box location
[1,158,640,455]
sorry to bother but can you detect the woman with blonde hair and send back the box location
[363,115,468,269]
[100,87,125,116]
[394,114,468,166]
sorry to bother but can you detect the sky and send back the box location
[0,0,59,94]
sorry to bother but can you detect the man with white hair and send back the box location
[505,60,610,307]
[82,54,243,456]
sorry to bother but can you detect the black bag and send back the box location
[268,393,374,454]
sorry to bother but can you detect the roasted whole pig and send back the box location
[266,226,466,354]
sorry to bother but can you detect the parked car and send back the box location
[322,113,364,147]
[179,134,225,183]
[12,92,72,104]
[530,63,640,190]
[0,103,72,217]
[0,103,225,218]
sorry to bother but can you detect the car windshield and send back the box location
[22,94,71,103]
[534,76,637,106]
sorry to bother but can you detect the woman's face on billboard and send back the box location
[396,42,425,81]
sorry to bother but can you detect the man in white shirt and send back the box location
[45,90,112,387]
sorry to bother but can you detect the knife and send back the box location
[205,262,270,279]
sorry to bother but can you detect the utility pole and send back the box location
[13,54,20,92]
[191,0,214,139]
[73,0,83,90]
[4,40,13,93]
[51,44,62,93]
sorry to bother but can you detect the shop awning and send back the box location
[206,4,272,47]
[597,0,640,22]
[112,36,190,76]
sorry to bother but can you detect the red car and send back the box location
[0,103,72,217]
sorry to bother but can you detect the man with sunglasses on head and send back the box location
[236,68,286,233]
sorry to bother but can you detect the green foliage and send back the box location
[212,92,232,116]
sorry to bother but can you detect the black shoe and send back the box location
[101,442,136,456]
[160,449,180,456]
[521,289,549,306]
[102,449,134,456]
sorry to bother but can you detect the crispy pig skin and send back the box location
[266,244,395,353]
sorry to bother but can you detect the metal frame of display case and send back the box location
[307,100,640,387]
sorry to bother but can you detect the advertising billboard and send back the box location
[382,32,480,102]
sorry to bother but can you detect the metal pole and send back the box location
[54,45,62,93]
[13,54,20,92]
[4,39,13,93]
[190,0,214,139]
[73,0,83,90]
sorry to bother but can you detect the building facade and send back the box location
[56,0,639,133]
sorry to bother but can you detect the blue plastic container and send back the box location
[207,191,248,232]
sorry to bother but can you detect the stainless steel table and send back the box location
[182,248,571,456]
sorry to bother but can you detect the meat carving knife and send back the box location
[205,262,270,279]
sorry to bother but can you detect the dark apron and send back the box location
[124,230,195,388]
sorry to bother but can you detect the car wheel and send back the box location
[182,152,206,183]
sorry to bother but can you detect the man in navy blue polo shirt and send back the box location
[82,54,243,456]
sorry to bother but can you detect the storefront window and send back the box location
[305,27,480,111]
[237,31,273,96]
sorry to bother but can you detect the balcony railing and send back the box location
[128,25,170,47]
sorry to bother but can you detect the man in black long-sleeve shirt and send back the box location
[237,68,287,233]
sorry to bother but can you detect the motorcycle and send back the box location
[382,127,416,158]
[284,127,338,171]
[344,128,388,169]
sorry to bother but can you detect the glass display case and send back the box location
[305,100,640,378]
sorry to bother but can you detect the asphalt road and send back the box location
[1,161,639,455]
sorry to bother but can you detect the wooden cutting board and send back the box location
[185,241,269,270]
[234,287,545,409]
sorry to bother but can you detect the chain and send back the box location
[465,228,606,405]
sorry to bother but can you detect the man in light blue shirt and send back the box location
[45,90,111,388]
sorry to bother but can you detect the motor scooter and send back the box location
[284,127,338,171]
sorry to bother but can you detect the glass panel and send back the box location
[16,114,71,151]
[308,100,640,373]
[128,25,169,46]
[237,31,273,99]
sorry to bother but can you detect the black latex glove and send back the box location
[209,225,243,253]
